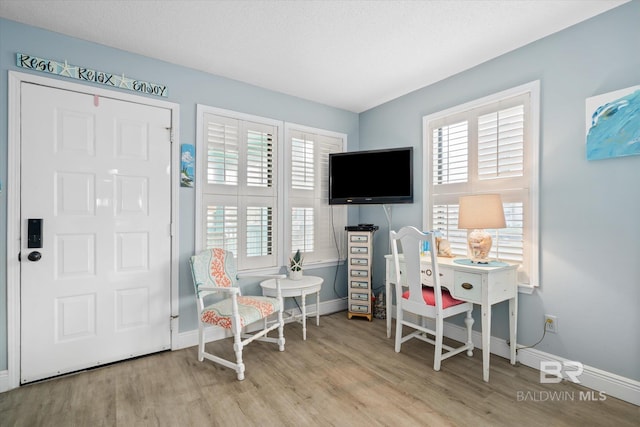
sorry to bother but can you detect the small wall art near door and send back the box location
[586,85,640,161]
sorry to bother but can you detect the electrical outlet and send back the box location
[545,314,557,333]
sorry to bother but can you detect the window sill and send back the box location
[518,284,536,295]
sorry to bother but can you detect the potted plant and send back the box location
[289,249,304,280]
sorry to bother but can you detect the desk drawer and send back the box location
[453,271,482,303]
[420,265,453,289]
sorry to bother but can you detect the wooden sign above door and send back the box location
[16,53,168,97]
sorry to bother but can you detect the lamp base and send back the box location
[467,229,492,264]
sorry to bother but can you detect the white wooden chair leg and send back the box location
[434,316,444,371]
[277,305,285,351]
[233,322,245,381]
[198,325,205,362]
[394,310,403,353]
[465,310,474,356]
[231,297,245,381]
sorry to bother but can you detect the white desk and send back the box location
[384,255,519,382]
[260,275,323,340]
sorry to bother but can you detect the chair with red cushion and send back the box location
[189,248,286,380]
[390,226,474,371]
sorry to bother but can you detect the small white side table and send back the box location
[260,275,323,340]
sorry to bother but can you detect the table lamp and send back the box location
[458,194,506,264]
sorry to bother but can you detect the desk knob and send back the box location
[461,282,473,290]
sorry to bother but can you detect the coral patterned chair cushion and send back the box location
[201,296,280,329]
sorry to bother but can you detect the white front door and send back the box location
[20,82,173,383]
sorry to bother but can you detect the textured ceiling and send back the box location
[0,0,629,112]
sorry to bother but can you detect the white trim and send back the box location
[284,121,349,144]
[5,70,180,392]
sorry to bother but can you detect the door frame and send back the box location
[5,71,181,391]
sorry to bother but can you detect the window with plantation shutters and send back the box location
[197,107,280,271]
[196,105,347,273]
[286,124,347,265]
[423,81,540,289]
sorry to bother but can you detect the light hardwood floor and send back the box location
[1,311,638,426]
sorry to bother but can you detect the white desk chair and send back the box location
[390,226,474,371]
[189,248,286,380]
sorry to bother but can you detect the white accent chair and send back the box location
[390,226,474,371]
[189,248,286,380]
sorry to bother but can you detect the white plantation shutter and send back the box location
[197,107,280,270]
[205,114,239,187]
[424,82,539,287]
[246,125,274,188]
[291,207,314,252]
[291,135,314,190]
[246,204,274,257]
[204,200,238,254]
[478,105,524,180]
[499,201,524,263]
[432,121,468,185]
[287,125,347,264]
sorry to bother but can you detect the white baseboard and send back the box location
[175,297,348,350]
[442,322,640,406]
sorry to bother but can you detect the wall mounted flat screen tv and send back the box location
[329,147,413,205]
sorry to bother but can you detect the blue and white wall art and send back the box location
[181,144,195,188]
[586,85,640,161]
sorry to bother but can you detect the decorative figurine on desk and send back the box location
[373,291,386,320]
[437,237,453,257]
[289,249,304,280]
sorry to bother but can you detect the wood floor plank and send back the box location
[0,312,637,426]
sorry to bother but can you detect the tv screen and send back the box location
[329,147,413,205]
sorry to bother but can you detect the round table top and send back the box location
[260,275,323,295]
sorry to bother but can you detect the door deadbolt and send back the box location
[27,251,42,262]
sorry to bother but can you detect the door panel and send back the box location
[20,83,172,383]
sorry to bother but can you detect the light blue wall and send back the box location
[360,1,640,380]
[0,18,359,371]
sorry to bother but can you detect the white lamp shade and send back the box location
[458,194,506,230]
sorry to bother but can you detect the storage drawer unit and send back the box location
[346,227,377,321]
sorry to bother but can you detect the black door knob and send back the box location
[27,251,42,262]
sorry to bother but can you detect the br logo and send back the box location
[540,360,584,383]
